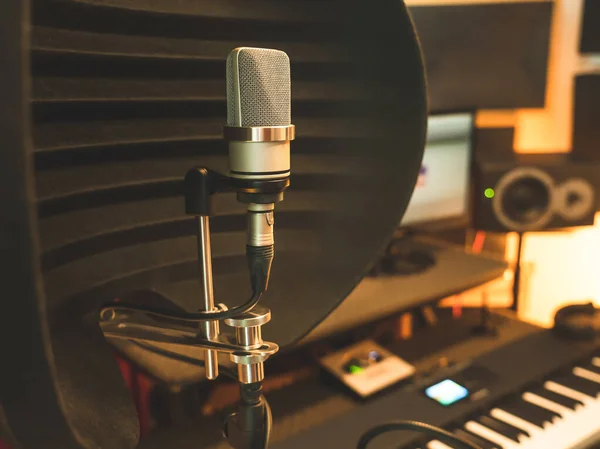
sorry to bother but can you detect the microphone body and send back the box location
[225,47,294,256]
[226,47,293,186]
[228,139,290,181]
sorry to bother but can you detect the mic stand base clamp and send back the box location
[99,306,278,385]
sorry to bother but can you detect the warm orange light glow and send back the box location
[515,0,587,153]
[517,213,600,328]
[512,1,600,327]
[442,1,600,325]
[476,110,518,128]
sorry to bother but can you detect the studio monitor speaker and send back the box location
[473,154,599,232]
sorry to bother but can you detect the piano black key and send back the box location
[454,429,501,449]
[497,397,560,428]
[476,415,524,442]
[579,362,600,376]
[551,373,600,398]
[531,386,584,410]
[485,410,531,437]
[519,396,564,419]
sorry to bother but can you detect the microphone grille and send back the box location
[227,48,291,127]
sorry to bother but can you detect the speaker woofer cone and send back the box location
[502,177,550,223]
[492,167,556,232]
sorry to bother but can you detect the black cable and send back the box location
[131,340,238,380]
[104,291,262,323]
[357,421,483,449]
[102,241,273,324]
[511,232,524,312]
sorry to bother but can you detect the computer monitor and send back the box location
[400,112,474,230]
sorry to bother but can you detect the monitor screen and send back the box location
[401,112,474,228]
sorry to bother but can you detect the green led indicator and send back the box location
[484,188,495,199]
[348,365,364,375]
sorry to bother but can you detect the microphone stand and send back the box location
[186,167,276,449]
[100,166,287,449]
[511,232,524,312]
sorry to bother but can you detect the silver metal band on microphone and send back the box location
[224,125,296,143]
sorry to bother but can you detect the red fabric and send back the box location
[132,371,154,437]
[117,356,133,390]
[117,355,154,436]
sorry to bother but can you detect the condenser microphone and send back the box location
[225,47,295,293]
[225,47,294,185]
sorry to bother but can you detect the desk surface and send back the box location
[303,237,507,343]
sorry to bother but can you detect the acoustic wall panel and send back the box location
[473,127,515,160]
[573,75,600,161]
[409,1,553,112]
[580,0,600,53]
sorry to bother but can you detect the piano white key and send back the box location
[464,421,520,449]
[573,366,600,384]
[508,384,600,449]
[593,357,600,368]
[544,380,595,404]
[490,408,542,436]
[427,440,454,449]
[522,392,572,416]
